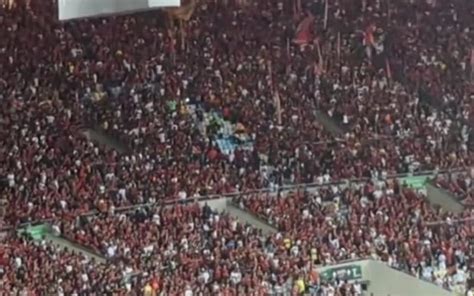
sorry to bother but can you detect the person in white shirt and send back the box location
[184,285,193,296]
[454,268,466,285]
[326,284,335,296]
[106,244,117,257]
[421,264,433,281]
[353,281,362,296]
[230,269,242,285]
[199,268,210,284]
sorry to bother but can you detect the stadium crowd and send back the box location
[0,0,473,294]
[0,232,130,295]
[235,181,471,293]
[1,0,473,224]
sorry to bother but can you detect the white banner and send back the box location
[58,0,180,21]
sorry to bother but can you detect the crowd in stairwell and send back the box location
[0,0,473,294]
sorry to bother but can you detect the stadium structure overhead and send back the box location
[58,0,180,20]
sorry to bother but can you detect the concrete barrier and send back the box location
[319,260,455,296]
[82,128,128,153]
[426,181,464,214]
[200,198,278,235]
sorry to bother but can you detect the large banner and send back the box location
[58,0,180,21]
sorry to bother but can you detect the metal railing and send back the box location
[0,167,468,232]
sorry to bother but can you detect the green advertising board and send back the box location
[17,224,50,241]
[398,175,429,190]
[320,265,362,282]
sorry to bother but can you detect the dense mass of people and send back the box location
[57,203,322,294]
[0,0,473,294]
[0,233,129,295]
[1,0,472,225]
[1,206,364,295]
[235,181,471,293]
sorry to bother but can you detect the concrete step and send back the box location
[82,128,129,154]
[225,202,278,236]
[314,110,347,137]
[44,233,106,264]
[200,198,278,236]
[426,181,464,214]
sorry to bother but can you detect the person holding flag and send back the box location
[363,23,377,63]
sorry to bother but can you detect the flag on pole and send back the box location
[337,32,341,62]
[267,60,282,125]
[179,20,186,52]
[293,0,298,19]
[293,0,302,19]
[470,48,474,82]
[166,0,197,21]
[286,38,291,59]
[386,0,391,21]
[316,40,324,72]
[363,24,376,62]
[323,0,329,30]
[363,24,376,47]
[385,58,392,85]
[168,29,176,64]
[274,87,282,126]
[293,14,315,45]
[313,62,323,77]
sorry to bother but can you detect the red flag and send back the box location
[363,24,376,47]
[385,58,392,84]
[363,24,376,63]
[293,14,315,45]
[274,88,282,125]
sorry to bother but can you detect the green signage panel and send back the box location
[399,176,428,189]
[17,224,50,241]
[320,265,363,282]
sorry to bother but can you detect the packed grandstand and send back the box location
[0,0,473,295]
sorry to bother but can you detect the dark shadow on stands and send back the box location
[82,126,130,154]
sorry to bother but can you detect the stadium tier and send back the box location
[0,0,473,295]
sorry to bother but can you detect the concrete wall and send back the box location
[45,233,106,264]
[200,198,278,235]
[314,110,346,137]
[318,260,454,296]
[426,182,464,214]
[365,260,454,296]
[82,129,128,154]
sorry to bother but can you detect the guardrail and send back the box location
[0,167,468,232]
